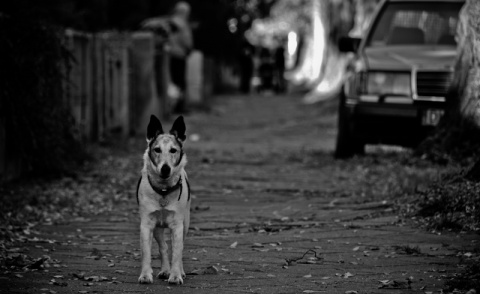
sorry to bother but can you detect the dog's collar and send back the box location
[148,175,182,198]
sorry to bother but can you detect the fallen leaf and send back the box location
[188,269,203,275]
[253,248,269,252]
[378,279,411,289]
[84,276,100,282]
[53,281,68,287]
[72,272,86,279]
[203,266,219,275]
[27,257,49,269]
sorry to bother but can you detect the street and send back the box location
[1,93,479,294]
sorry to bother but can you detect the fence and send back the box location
[0,30,223,182]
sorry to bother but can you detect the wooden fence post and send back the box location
[83,33,94,141]
[0,115,23,182]
[0,114,6,181]
[119,36,130,138]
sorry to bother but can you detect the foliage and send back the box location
[444,262,480,293]
[401,170,480,232]
[0,14,84,175]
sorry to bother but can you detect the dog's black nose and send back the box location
[160,164,171,178]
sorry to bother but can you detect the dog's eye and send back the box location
[170,148,177,154]
[153,147,161,153]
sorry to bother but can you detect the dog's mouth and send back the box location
[159,174,170,180]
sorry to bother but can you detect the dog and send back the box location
[137,115,191,285]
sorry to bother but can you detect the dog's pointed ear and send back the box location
[147,115,164,141]
[169,116,186,142]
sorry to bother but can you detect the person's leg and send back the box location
[169,57,187,113]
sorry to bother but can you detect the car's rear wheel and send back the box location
[334,93,365,158]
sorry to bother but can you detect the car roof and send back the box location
[386,0,464,2]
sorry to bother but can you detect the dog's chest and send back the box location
[150,209,175,228]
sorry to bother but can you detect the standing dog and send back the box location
[137,115,191,285]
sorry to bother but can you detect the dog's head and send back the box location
[145,115,187,180]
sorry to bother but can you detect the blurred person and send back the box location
[274,41,286,93]
[143,1,193,114]
[257,47,274,93]
[239,39,255,94]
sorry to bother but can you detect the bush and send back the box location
[412,176,480,232]
[0,14,85,175]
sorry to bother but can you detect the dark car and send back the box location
[335,0,465,158]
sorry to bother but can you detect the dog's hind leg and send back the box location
[154,226,171,279]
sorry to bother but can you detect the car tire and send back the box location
[334,92,364,158]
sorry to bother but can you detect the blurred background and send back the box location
[0,0,376,180]
[1,0,479,180]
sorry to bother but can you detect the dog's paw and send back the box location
[156,270,170,279]
[168,273,184,285]
[138,271,153,284]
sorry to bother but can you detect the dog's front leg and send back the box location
[153,227,170,279]
[168,224,184,285]
[138,223,154,284]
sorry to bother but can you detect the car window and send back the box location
[367,2,464,47]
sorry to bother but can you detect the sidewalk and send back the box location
[1,94,478,294]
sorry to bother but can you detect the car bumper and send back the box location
[345,101,444,146]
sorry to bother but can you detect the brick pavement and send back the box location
[1,94,479,294]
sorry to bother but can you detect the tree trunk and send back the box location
[416,0,480,166]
